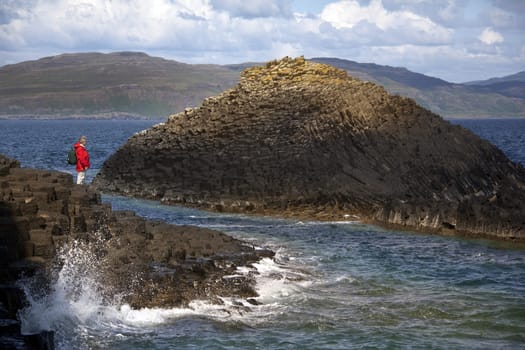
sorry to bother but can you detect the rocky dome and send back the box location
[93,57,525,241]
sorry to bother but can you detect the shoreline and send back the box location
[0,114,164,120]
[102,190,525,246]
[0,155,273,349]
[2,115,525,121]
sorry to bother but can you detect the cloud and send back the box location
[0,0,293,53]
[320,0,452,45]
[0,0,523,82]
[1,0,236,54]
[210,0,293,18]
[478,27,504,45]
[468,1,524,32]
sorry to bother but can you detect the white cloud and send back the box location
[478,27,504,45]
[320,0,452,44]
[0,0,523,82]
[320,0,372,29]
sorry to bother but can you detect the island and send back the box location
[93,57,525,241]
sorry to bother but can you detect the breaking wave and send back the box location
[17,232,311,349]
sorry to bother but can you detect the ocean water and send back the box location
[0,118,524,349]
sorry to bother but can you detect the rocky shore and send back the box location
[0,154,272,349]
[93,56,525,241]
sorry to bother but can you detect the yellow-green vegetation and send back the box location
[0,52,523,119]
[0,52,239,118]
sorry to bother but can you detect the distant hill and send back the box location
[463,71,525,100]
[465,71,525,85]
[0,52,238,118]
[0,52,524,119]
[311,57,525,118]
[311,57,452,90]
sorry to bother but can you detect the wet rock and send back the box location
[93,57,525,241]
[0,153,273,348]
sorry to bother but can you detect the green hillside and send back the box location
[0,52,238,118]
[0,52,523,119]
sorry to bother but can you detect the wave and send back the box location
[18,237,113,334]
[294,220,361,226]
[17,231,315,348]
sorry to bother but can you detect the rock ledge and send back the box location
[1,154,272,349]
[94,57,525,241]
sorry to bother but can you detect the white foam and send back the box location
[243,257,313,304]
[18,233,315,338]
[335,275,356,283]
[112,304,197,327]
[114,252,315,325]
[295,220,361,226]
[109,298,273,329]
[18,239,108,334]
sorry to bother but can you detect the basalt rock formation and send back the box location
[93,57,525,241]
[0,154,271,349]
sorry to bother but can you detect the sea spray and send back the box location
[15,225,309,348]
[17,232,117,336]
[2,119,524,349]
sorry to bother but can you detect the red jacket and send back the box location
[74,142,90,172]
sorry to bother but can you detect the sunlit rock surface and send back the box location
[0,153,271,348]
[93,57,525,241]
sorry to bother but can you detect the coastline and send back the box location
[106,190,525,245]
[0,113,163,120]
[2,114,525,120]
[0,154,273,349]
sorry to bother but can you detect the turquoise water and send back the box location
[1,119,524,349]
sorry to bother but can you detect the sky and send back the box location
[0,0,524,83]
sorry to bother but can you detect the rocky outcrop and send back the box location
[0,154,271,349]
[93,57,525,241]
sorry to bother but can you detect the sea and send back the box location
[0,118,524,350]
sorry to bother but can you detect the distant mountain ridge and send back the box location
[463,71,525,100]
[0,51,523,119]
[0,52,238,118]
[311,57,453,90]
[465,71,525,85]
[311,57,525,118]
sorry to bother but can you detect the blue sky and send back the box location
[1,0,523,82]
[293,0,335,13]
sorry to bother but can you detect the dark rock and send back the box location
[23,332,54,350]
[246,298,262,305]
[0,153,273,348]
[93,57,525,241]
[0,154,19,176]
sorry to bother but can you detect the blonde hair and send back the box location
[79,135,87,142]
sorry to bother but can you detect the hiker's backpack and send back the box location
[67,148,77,165]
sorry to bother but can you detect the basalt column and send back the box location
[93,57,525,241]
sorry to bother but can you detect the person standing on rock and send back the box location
[74,135,90,184]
